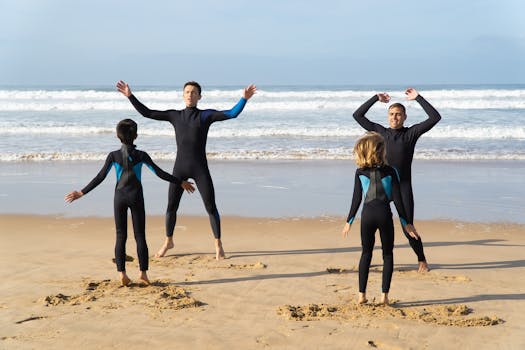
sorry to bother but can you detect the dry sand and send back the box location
[1,214,524,349]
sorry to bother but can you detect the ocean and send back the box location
[1,84,525,162]
[0,84,524,222]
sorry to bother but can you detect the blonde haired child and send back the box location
[342,132,419,305]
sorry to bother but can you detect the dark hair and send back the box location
[388,103,406,114]
[116,119,137,145]
[183,81,202,95]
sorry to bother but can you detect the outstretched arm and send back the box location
[406,87,441,135]
[65,154,114,202]
[116,80,172,121]
[143,153,195,193]
[353,95,386,132]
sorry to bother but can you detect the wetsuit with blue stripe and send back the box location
[346,166,411,293]
[81,145,182,272]
[353,95,441,262]
[127,94,247,239]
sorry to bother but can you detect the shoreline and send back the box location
[1,158,524,224]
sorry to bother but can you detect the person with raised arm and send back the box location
[117,80,257,260]
[353,88,441,273]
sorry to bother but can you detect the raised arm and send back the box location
[353,95,387,132]
[116,80,172,121]
[201,84,257,124]
[406,88,441,135]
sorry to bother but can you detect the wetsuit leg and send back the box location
[194,167,221,239]
[166,181,184,237]
[130,191,148,271]
[399,181,426,262]
[113,192,129,272]
[359,206,378,293]
[377,212,395,293]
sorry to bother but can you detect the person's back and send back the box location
[65,119,195,286]
[342,132,418,305]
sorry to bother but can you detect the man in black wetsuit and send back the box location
[353,88,441,272]
[117,80,257,260]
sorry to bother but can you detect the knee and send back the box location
[205,203,218,216]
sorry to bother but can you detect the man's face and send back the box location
[388,107,407,129]
[183,85,201,107]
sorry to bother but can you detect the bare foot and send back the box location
[380,293,389,305]
[120,272,131,287]
[215,239,225,260]
[358,292,368,304]
[155,237,174,258]
[418,261,430,273]
[138,271,150,286]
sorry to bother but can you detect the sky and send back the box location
[0,0,524,86]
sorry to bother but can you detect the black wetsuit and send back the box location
[127,94,247,239]
[81,145,181,272]
[353,95,441,262]
[346,166,410,293]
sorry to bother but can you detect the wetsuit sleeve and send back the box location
[353,95,385,132]
[390,169,411,226]
[142,153,182,186]
[346,171,363,224]
[128,94,173,121]
[201,98,247,124]
[409,95,441,137]
[81,153,114,195]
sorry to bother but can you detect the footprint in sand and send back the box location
[151,254,266,270]
[326,266,471,283]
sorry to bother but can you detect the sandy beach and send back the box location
[1,214,524,349]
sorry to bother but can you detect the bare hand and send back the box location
[243,84,257,100]
[405,224,420,240]
[64,191,83,203]
[377,92,390,103]
[116,80,132,97]
[405,88,419,100]
[181,181,195,193]
[342,222,351,238]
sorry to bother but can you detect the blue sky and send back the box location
[1,0,524,86]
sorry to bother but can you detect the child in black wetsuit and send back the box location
[342,132,419,305]
[65,119,195,286]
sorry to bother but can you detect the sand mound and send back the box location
[277,302,503,327]
[41,279,203,311]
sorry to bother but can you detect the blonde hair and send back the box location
[353,132,387,168]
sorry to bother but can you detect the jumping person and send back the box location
[342,132,419,305]
[65,119,195,286]
[116,80,257,260]
[353,88,441,273]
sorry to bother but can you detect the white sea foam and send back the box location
[1,86,524,162]
[2,148,524,162]
[1,88,525,111]
[1,124,523,139]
